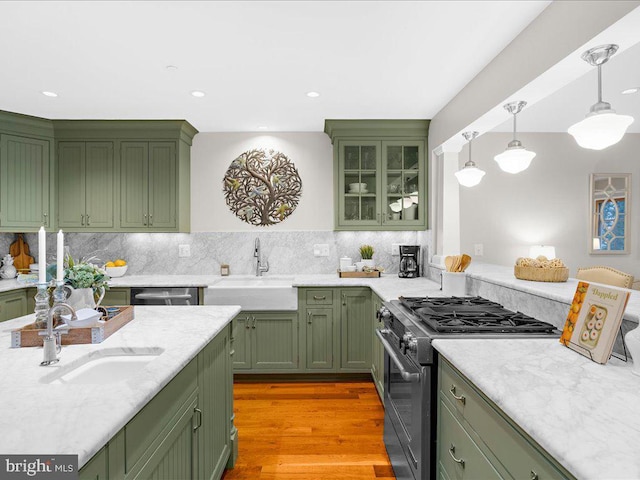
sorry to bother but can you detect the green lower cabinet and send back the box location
[339,288,372,371]
[371,293,384,401]
[0,289,27,322]
[102,287,131,306]
[231,311,299,372]
[305,307,334,370]
[437,358,575,480]
[79,325,233,480]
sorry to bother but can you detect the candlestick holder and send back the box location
[52,281,67,305]
[34,283,50,329]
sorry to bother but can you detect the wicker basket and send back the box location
[514,266,569,282]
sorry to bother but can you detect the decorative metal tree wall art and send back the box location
[223,148,303,226]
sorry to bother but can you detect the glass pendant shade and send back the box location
[494,147,536,174]
[454,164,485,187]
[568,44,634,150]
[455,131,484,187]
[568,111,634,150]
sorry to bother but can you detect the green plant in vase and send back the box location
[359,245,375,269]
[63,254,110,308]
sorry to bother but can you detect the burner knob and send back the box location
[406,338,418,354]
[401,332,416,354]
[377,306,391,321]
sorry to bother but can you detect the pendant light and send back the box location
[494,101,536,174]
[454,131,485,187]
[568,44,634,150]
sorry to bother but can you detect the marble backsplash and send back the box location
[0,231,432,276]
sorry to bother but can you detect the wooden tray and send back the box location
[11,306,134,348]
[338,271,381,278]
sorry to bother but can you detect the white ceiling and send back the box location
[492,39,640,134]
[0,1,551,132]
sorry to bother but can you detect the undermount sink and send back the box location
[204,276,298,311]
[41,348,164,385]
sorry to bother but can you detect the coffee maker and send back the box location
[398,245,420,278]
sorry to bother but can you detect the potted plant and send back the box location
[359,245,375,269]
[63,255,110,309]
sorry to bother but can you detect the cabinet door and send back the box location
[340,288,372,370]
[232,314,252,370]
[336,140,381,228]
[382,140,426,227]
[102,287,130,306]
[78,447,107,480]
[305,307,334,370]
[148,142,176,229]
[198,325,231,480]
[0,134,50,228]
[120,142,149,228]
[85,142,114,228]
[0,290,27,322]
[58,142,86,228]
[252,312,298,370]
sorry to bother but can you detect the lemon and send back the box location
[114,259,127,267]
[105,261,115,267]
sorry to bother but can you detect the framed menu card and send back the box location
[560,281,630,364]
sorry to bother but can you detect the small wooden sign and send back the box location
[11,306,134,348]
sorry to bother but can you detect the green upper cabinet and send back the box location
[325,119,429,231]
[120,141,177,230]
[54,119,197,232]
[0,111,55,232]
[58,141,114,230]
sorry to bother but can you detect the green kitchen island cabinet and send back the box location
[437,358,574,480]
[57,141,115,230]
[0,289,27,323]
[80,324,234,480]
[0,111,55,232]
[231,311,299,372]
[324,119,429,231]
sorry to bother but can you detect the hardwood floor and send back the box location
[222,381,395,480]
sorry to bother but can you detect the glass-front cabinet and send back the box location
[327,119,429,231]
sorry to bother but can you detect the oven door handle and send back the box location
[375,329,421,382]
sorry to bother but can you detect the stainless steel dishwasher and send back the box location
[130,287,199,306]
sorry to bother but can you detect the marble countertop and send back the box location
[0,305,240,468]
[434,338,640,480]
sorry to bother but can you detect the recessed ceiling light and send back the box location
[166,65,178,71]
[306,91,320,98]
[257,126,268,130]
[621,87,639,95]
[191,91,206,97]
[41,91,58,97]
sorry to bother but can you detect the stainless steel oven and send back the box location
[376,296,559,480]
[131,287,198,306]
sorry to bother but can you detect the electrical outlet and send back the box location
[178,244,191,257]
[391,243,401,256]
[313,244,329,257]
[474,243,484,256]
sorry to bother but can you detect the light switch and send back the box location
[474,243,483,256]
[313,244,330,257]
[179,244,191,257]
[391,243,401,256]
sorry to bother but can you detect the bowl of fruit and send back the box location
[104,259,128,278]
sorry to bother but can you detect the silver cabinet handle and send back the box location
[149,214,153,226]
[245,315,251,329]
[313,295,326,300]
[143,214,148,226]
[342,293,346,306]
[81,214,85,226]
[252,316,256,329]
[193,407,202,431]
[448,444,465,468]
[530,471,539,480]
[307,312,313,324]
[43,213,48,225]
[86,214,90,226]
[449,385,466,405]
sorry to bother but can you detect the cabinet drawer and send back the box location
[438,400,503,479]
[305,289,333,305]
[440,360,570,480]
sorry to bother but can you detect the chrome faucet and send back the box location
[40,303,75,366]
[254,238,269,277]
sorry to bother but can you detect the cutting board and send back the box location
[9,234,34,274]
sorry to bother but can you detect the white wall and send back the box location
[190,132,334,232]
[459,132,640,276]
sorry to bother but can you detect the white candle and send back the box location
[57,230,64,282]
[38,226,46,284]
